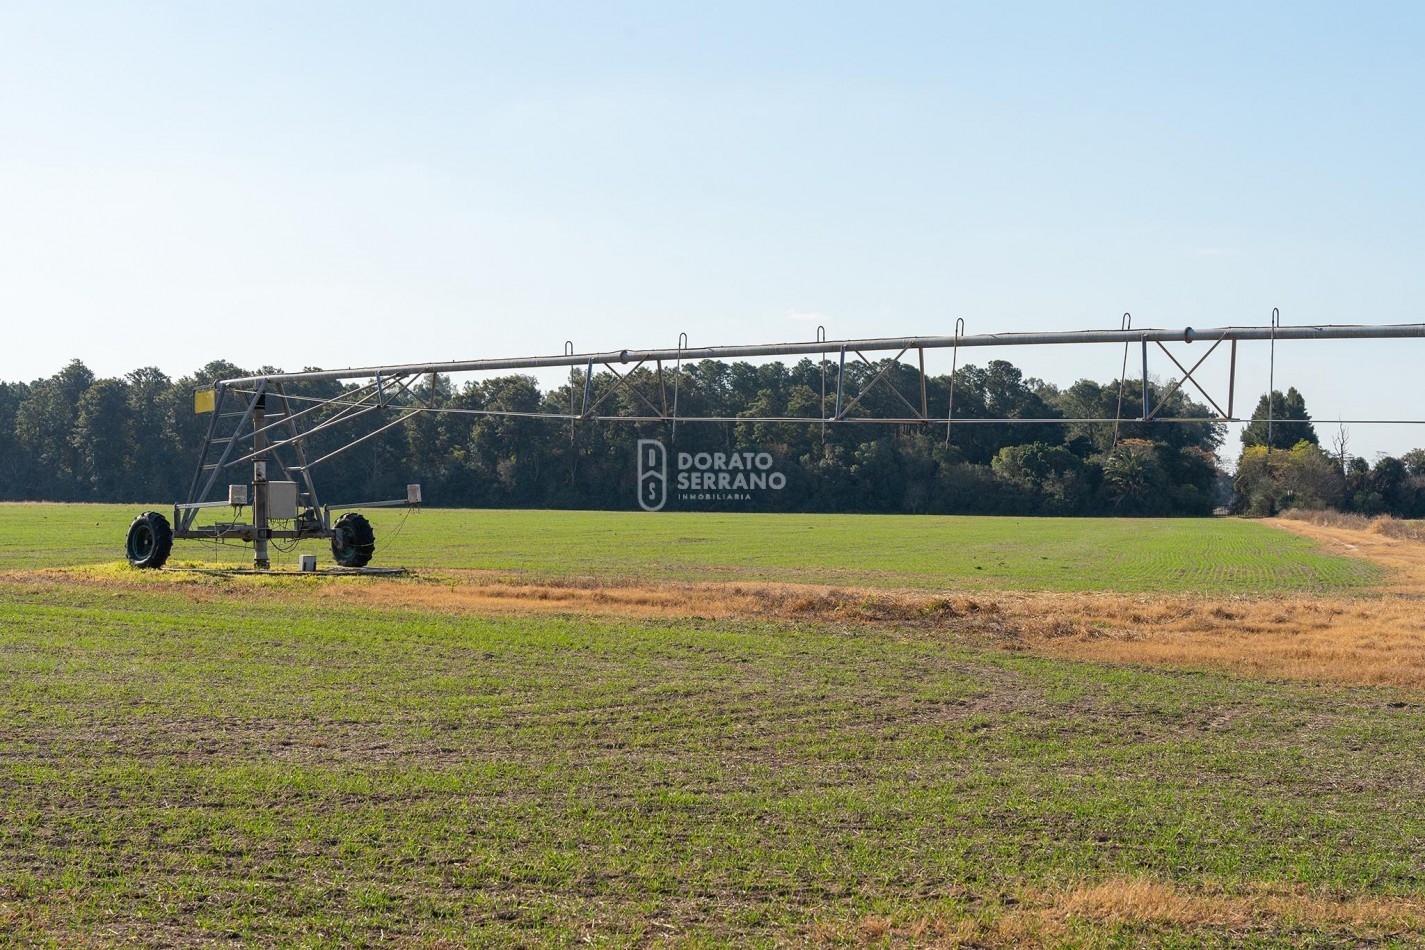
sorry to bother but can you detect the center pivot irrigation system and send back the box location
[123,314,1425,570]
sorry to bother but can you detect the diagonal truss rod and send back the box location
[835,348,910,420]
[222,375,415,468]
[182,381,265,529]
[1148,334,1230,420]
[582,360,658,419]
[226,377,389,443]
[271,383,323,512]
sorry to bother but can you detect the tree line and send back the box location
[0,356,1420,518]
[1232,387,1425,518]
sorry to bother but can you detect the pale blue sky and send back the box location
[1,2,1422,456]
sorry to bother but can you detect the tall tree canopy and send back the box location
[1240,387,1317,450]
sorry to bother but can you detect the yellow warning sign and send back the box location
[194,388,216,414]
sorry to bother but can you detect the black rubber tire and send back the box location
[125,511,173,569]
[331,512,376,568]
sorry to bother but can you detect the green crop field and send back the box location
[0,573,1422,946]
[0,502,1382,594]
[0,504,1417,946]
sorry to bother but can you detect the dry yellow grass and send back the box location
[1006,588,1425,690]
[807,878,1425,947]
[1272,513,1425,593]
[1047,877,1425,929]
[326,566,1425,693]
[1279,507,1425,545]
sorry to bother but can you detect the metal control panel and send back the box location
[266,481,299,520]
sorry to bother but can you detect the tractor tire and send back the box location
[125,511,173,569]
[331,512,376,568]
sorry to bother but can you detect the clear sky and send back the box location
[1,1,1422,457]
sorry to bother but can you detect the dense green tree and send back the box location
[991,442,1092,514]
[1337,455,1421,517]
[1233,442,1343,516]
[124,367,174,500]
[14,360,96,498]
[0,382,34,498]
[944,361,1065,464]
[1052,377,1224,456]
[1241,388,1317,450]
[72,379,134,497]
[1101,439,1166,514]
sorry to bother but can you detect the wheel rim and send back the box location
[130,525,154,560]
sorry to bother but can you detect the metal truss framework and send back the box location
[182,317,1425,567]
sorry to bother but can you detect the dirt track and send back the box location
[1271,515,1425,594]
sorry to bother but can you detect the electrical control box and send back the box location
[266,481,299,520]
[407,484,423,505]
